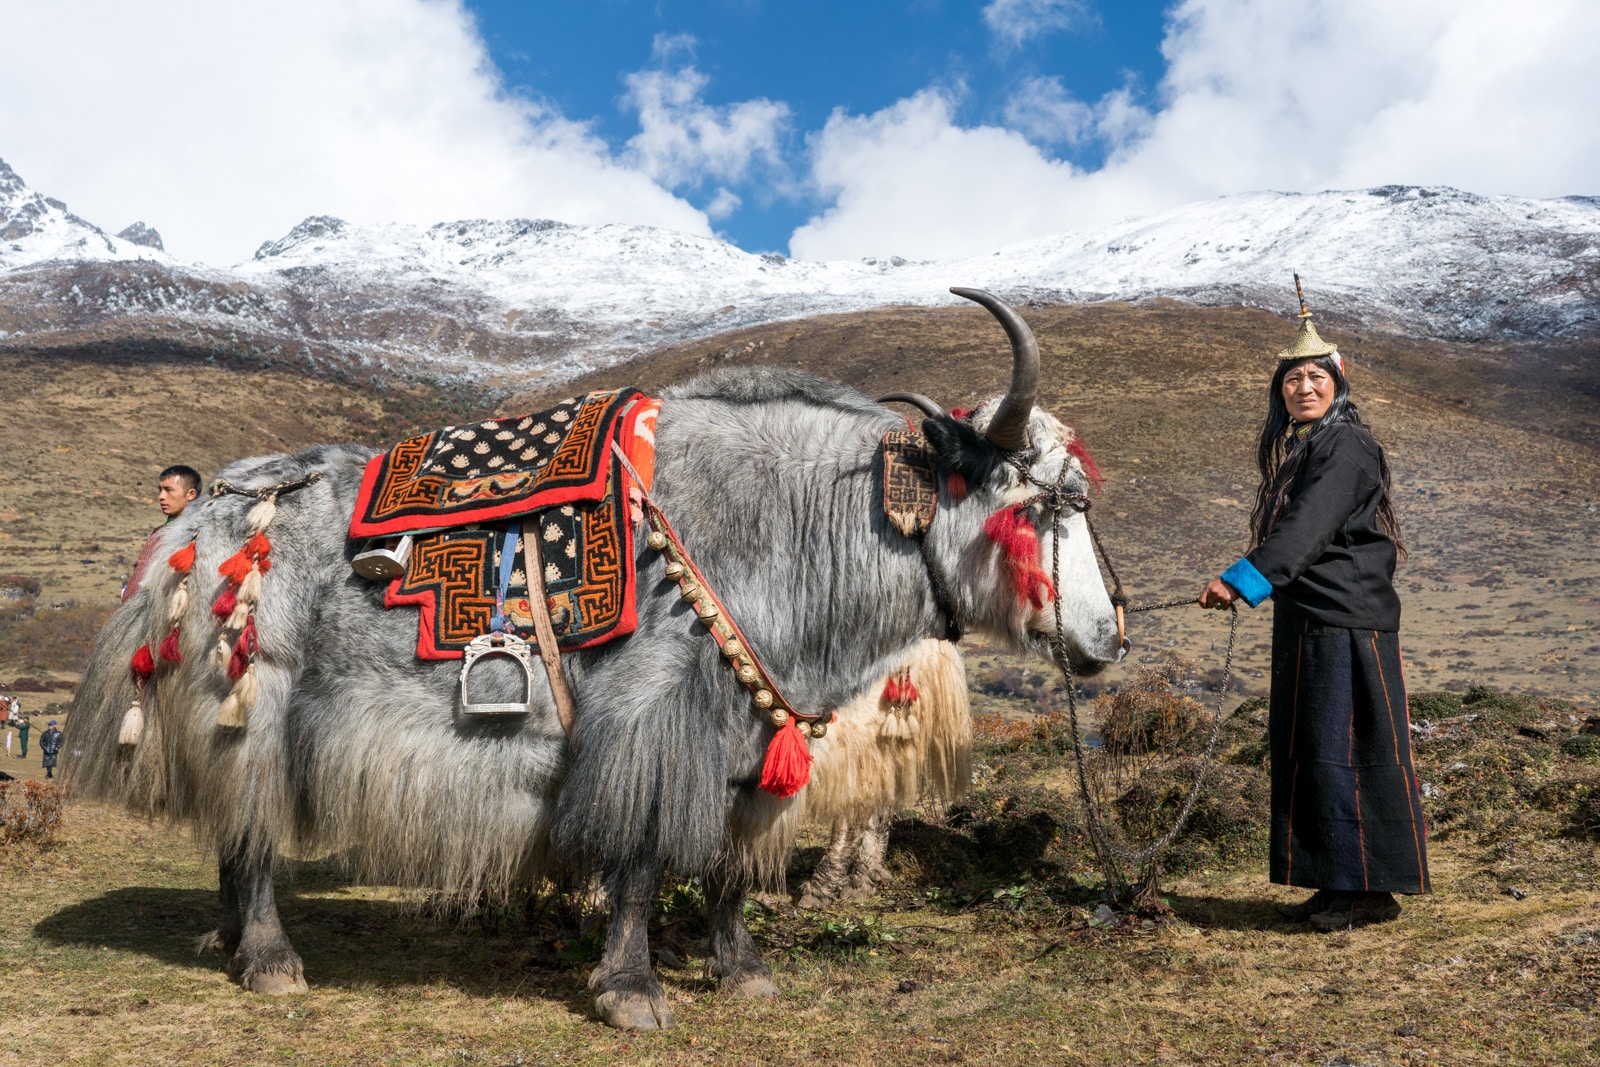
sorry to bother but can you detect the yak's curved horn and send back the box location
[950,286,1038,452]
[875,392,947,420]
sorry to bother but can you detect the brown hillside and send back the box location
[2,302,1595,701]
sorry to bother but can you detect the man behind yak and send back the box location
[122,464,202,602]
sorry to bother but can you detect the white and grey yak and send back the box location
[66,288,1123,1030]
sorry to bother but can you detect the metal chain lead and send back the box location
[1020,452,1241,889]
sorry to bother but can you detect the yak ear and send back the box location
[923,415,1004,487]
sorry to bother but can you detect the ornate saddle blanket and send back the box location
[351,390,660,660]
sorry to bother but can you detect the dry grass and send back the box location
[3,779,1598,1065]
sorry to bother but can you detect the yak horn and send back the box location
[875,392,947,420]
[951,286,1038,452]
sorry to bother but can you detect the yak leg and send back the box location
[195,851,244,956]
[589,861,672,1030]
[797,819,858,909]
[845,812,893,899]
[704,867,778,998]
[218,839,308,995]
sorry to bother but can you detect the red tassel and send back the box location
[1067,436,1104,491]
[982,505,1057,610]
[904,676,919,703]
[244,531,272,563]
[130,644,156,680]
[212,584,238,620]
[167,540,197,573]
[159,625,183,663]
[758,718,813,799]
[882,675,901,704]
[950,407,970,421]
[218,549,252,585]
[227,617,259,680]
[946,471,967,500]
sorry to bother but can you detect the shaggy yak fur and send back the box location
[797,639,970,907]
[67,364,1120,1030]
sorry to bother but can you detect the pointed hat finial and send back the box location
[1277,273,1341,365]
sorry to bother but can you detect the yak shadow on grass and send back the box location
[30,864,611,1015]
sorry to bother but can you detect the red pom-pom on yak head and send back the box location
[982,504,1057,610]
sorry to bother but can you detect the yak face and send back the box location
[924,402,1124,675]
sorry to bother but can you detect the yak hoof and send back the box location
[244,969,309,995]
[719,970,779,998]
[594,988,674,1030]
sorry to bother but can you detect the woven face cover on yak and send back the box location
[351,390,656,660]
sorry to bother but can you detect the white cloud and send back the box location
[982,0,1095,49]
[621,36,791,190]
[0,0,711,265]
[792,0,1600,260]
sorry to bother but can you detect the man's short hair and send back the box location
[160,465,202,494]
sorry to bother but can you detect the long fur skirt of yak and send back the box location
[1268,605,1431,895]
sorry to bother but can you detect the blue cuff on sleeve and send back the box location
[1220,557,1273,608]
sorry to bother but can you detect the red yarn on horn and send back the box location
[167,541,196,573]
[130,644,156,680]
[982,505,1057,610]
[159,625,183,663]
[758,719,813,799]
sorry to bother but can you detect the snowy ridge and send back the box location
[2,156,1596,384]
[0,159,171,270]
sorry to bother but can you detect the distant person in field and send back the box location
[122,464,202,602]
[39,719,63,779]
[1199,280,1427,932]
[16,714,28,759]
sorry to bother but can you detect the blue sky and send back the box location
[464,1,1172,253]
[1,1,1596,266]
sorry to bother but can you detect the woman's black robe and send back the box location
[1221,422,1430,895]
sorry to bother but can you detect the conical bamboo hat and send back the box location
[1277,273,1341,363]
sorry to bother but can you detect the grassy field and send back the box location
[4,685,1600,1066]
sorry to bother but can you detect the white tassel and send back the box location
[217,666,257,728]
[118,699,145,745]
[167,577,189,625]
[238,562,263,607]
[226,601,252,630]
[879,713,903,740]
[211,635,233,670]
[245,495,277,534]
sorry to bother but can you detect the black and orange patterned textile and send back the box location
[880,428,939,537]
[351,389,642,538]
[384,464,635,659]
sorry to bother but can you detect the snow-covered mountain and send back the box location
[2,156,1595,385]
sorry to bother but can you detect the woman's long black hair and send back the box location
[1249,355,1405,555]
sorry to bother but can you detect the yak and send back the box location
[66,288,1124,1030]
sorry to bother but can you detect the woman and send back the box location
[1199,292,1429,931]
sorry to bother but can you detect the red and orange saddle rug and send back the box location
[350,390,660,660]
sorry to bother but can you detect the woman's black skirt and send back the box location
[1269,605,1430,894]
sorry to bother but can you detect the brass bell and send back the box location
[737,663,758,684]
[647,531,668,551]
[721,638,743,659]
[696,603,720,622]
[663,561,685,580]
[767,707,788,727]
[809,720,827,738]
[754,689,774,710]
[794,719,811,738]
[679,582,701,602]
